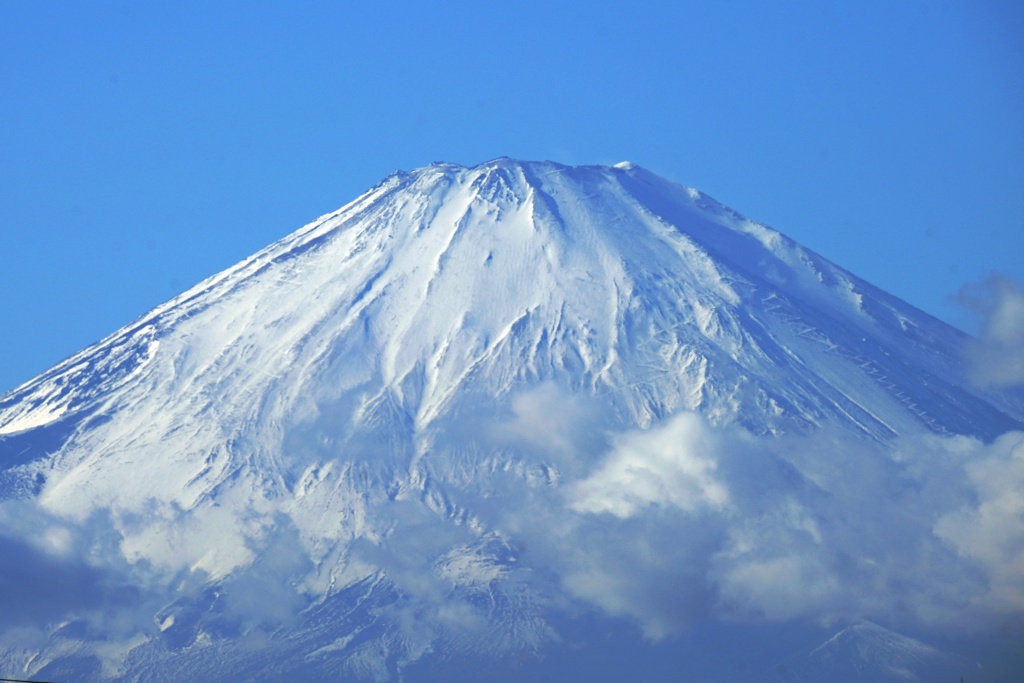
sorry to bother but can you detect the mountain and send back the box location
[0,159,1021,682]
[776,621,981,683]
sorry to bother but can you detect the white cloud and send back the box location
[957,275,1024,388]
[714,554,839,622]
[488,381,610,473]
[568,412,729,517]
[538,410,1024,635]
[934,431,1024,612]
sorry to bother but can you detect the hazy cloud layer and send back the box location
[3,384,1024,676]
[481,393,1024,637]
[0,532,138,630]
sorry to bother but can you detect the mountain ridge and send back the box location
[3,159,1017,444]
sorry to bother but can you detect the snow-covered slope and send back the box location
[777,621,980,683]
[0,159,1021,681]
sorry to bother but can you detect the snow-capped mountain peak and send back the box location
[0,160,1020,682]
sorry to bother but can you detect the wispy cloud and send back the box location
[957,275,1024,389]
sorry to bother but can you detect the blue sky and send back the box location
[1,0,1022,394]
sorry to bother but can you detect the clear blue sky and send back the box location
[2,1,1022,394]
